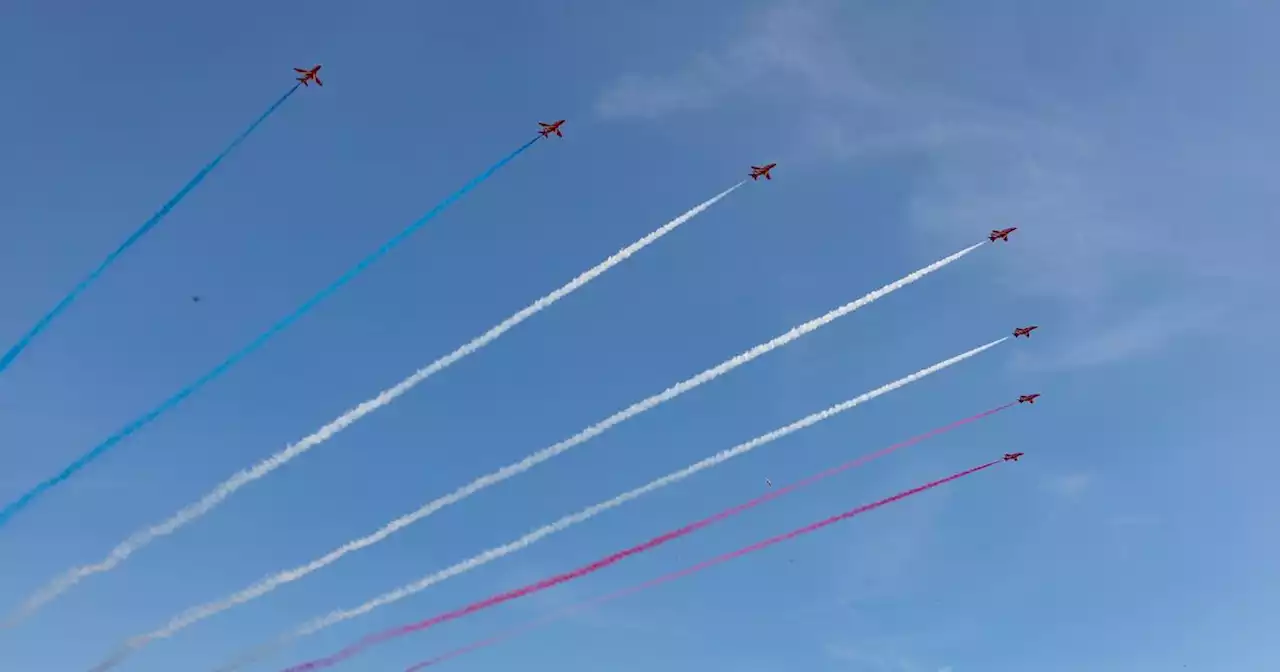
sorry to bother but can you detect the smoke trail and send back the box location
[409,458,1005,670]
[11,182,747,625]
[289,342,1006,633]
[0,85,299,379]
[285,459,1003,672]
[206,346,1008,672]
[94,240,988,667]
[0,135,543,529]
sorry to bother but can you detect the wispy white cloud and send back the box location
[1108,514,1159,528]
[1010,294,1226,372]
[595,0,882,120]
[594,0,1274,370]
[1104,513,1162,560]
[1046,472,1093,498]
[825,642,922,672]
[825,638,954,672]
[829,483,951,606]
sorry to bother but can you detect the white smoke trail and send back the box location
[209,336,1007,671]
[12,181,747,627]
[297,338,1007,634]
[104,239,988,667]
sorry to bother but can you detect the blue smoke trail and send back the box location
[0,85,301,377]
[0,135,543,529]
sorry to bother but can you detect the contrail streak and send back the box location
[286,459,1004,671]
[0,134,542,528]
[11,182,746,626]
[208,341,1007,672]
[293,340,1005,631]
[403,405,1014,670]
[94,239,988,669]
[410,459,1005,671]
[0,84,299,379]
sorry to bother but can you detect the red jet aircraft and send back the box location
[538,120,566,138]
[989,227,1017,242]
[294,65,323,87]
[1018,393,1041,404]
[749,163,777,180]
[1004,452,1024,462]
[1013,325,1038,338]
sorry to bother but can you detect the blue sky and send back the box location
[1,0,1276,670]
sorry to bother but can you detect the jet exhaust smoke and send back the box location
[0,132,542,529]
[287,459,1004,671]
[0,84,299,382]
[12,181,745,626]
[402,416,1015,670]
[210,343,1008,671]
[106,240,987,668]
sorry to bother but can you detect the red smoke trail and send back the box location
[284,458,1004,672]
[405,460,1005,671]
[403,587,613,671]
[404,405,1017,670]
[396,401,1008,665]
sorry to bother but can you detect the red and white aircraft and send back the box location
[1018,393,1041,404]
[749,163,777,180]
[989,227,1017,242]
[538,120,566,138]
[294,65,323,87]
[1013,325,1038,338]
[1003,452,1024,462]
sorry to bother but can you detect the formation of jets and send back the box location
[294,64,322,87]
[284,67,1041,485]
